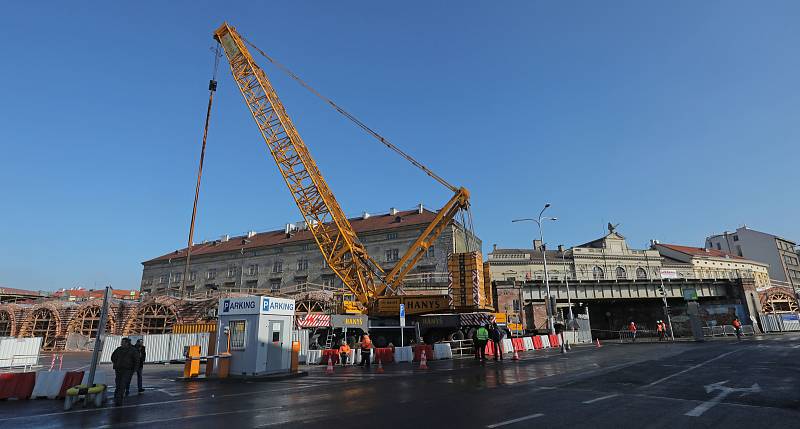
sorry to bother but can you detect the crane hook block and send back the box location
[208,80,218,92]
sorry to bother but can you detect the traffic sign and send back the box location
[399,304,406,327]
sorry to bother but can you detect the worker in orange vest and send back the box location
[338,340,351,366]
[359,333,373,367]
[732,317,742,340]
[628,321,637,342]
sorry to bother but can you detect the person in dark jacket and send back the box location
[111,337,139,406]
[490,323,504,361]
[127,339,146,395]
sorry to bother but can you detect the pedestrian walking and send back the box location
[359,333,372,367]
[127,339,146,395]
[338,340,351,366]
[110,338,139,406]
[474,324,489,362]
[657,320,665,341]
[628,321,637,342]
[732,317,743,340]
[490,323,504,361]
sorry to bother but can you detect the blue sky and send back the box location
[1,1,798,291]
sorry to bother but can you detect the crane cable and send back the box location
[240,35,458,194]
[180,42,222,297]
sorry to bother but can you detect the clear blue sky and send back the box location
[1,1,798,292]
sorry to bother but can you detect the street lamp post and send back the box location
[513,203,558,335]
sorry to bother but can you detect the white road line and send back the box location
[582,393,619,404]
[486,413,544,428]
[94,406,282,428]
[2,385,314,421]
[642,349,740,388]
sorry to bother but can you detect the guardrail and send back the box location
[702,324,754,338]
[443,339,474,358]
[0,354,47,373]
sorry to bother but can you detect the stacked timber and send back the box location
[447,252,491,311]
[483,261,493,309]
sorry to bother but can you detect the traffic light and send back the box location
[658,284,666,296]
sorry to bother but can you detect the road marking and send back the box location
[486,413,544,428]
[157,388,180,397]
[642,349,740,388]
[685,381,761,417]
[1,384,314,421]
[582,393,619,404]
[791,344,800,349]
[94,406,282,428]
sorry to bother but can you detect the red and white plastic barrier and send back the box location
[540,335,551,348]
[31,371,67,399]
[523,337,535,350]
[0,372,36,400]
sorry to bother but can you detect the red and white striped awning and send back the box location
[295,314,331,328]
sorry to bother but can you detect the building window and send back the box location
[189,271,196,281]
[636,267,647,280]
[512,299,520,312]
[294,276,308,286]
[207,269,216,280]
[322,275,335,288]
[615,267,626,279]
[716,243,721,250]
[593,266,605,280]
[274,247,283,254]
[296,258,308,271]
[228,320,247,350]
[247,264,258,276]
[426,245,435,258]
[172,272,182,283]
[223,281,236,292]
[158,275,167,284]
[322,259,329,269]
[733,235,739,242]
[143,277,153,286]
[272,260,283,273]
[385,249,399,262]
[245,280,257,292]
[387,232,398,240]
[736,245,743,257]
[227,266,237,278]
[302,243,312,251]
[269,279,281,292]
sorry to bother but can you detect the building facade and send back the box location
[706,226,800,287]
[488,229,663,283]
[140,208,481,298]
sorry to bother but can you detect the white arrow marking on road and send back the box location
[685,380,761,417]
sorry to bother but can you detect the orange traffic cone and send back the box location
[419,350,429,370]
[512,348,520,361]
[595,338,602,348]
[325,356,334,374]
[377,358,384,373]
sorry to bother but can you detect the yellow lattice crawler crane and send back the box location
[212,23,497,345]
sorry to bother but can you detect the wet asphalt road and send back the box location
[1,334,799,428]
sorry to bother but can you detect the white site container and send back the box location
[217,295,295,376]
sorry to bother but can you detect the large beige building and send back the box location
[488,229,663,282]
[654,243,771,289]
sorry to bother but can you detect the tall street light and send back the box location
[513,203,558,335]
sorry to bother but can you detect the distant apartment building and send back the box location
[705,226,800,287]
[51,288,141,302]
[140,207,481,298]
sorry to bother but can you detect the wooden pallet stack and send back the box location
[483,261,493,309]
[447,252,491,311]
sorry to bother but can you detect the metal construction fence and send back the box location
[100,333,210,364]
[0,337,43,370]
[759,313,800,333]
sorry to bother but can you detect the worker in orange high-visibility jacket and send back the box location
[359,334,372,368]
[338,341,351,366]
[732,317,742,340]
[628,321,637,342]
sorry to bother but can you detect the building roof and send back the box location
[145,208,439,264]
[52,288,140,300]
[0,287,43,297]
[707,226,796,245]
[578,231,626,249]
[657,243,745,260]
[489,248,571,261]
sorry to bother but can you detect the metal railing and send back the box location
[0,354,46,373]
[443,339,475,358]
